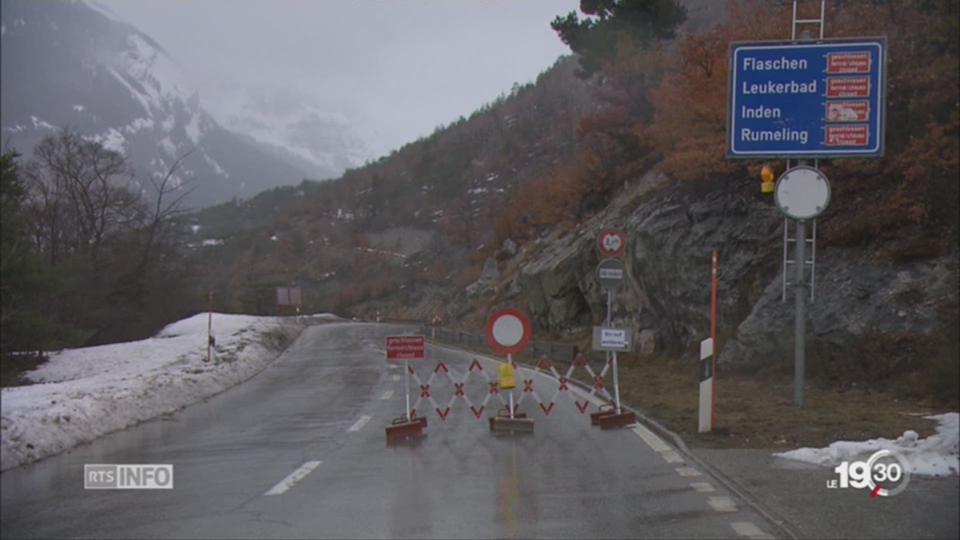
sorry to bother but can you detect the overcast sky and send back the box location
[97,0,579,160]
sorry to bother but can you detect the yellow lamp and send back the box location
[761,165,776,194]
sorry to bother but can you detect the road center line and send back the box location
[380,390,394,400]
[264,460,322,496]
[690,482,716,493]
[730,521,775,539]
[707,495,738,512]
[347,415,372,432]
[676,466,702,477]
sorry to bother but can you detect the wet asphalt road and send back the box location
[1,323,780,539]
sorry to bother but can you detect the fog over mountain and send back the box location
[0,0,362,207]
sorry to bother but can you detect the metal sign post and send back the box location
[385,335,427,444]
[486,309,534,433]
[592,230,635,429]
[776,164,830,407]
[725,1,886,408]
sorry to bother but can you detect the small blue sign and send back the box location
[728,38,886,158]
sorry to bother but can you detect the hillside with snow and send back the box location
[0,0,358,207]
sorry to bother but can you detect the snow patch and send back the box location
[0,313,298,471]
[123,117,154,134]
[185,113,202,144]
[775,413,959,477]
[88,128,126,154]
[202,152,228,178]
[30,116,56,130]
[159,136,177,157]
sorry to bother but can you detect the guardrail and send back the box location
[422,326,579,364]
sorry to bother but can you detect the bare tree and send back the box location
[134,149,197,275]
[30,130,140,269]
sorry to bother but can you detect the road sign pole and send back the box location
[508,353,514,419]
[404,358,411,419]
[606,289,613,325]
[794,217,807,407]
[612,351,621,414]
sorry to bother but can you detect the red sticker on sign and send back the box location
[826,101,870,122]
[825,125,870,146]
[826,77,870,98]
[386,335,425,360]
[826,51,871,73]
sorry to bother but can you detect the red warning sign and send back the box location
[826,51,871,73]
[826,101,870,122]
[827,77,870,98]
[386,335,425,360]
[826,125,870,146]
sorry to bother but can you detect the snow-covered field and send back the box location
[775,413,959,477]
[0,313,335,471]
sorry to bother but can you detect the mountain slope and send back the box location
[0,0,340,207]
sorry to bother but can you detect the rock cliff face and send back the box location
[508,171,957,367]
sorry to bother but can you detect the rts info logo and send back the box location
[84,464,174,490]
[826,450,911,497]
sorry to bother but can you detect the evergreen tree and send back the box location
[551,0,686,78]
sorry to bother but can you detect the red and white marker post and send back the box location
[698,251,719,433]
[486,309,534,433]
[385,335,427,444]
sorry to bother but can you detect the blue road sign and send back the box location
[728,38,886,158]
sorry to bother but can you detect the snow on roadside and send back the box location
[0,313,314,472]
[774,413,959,477]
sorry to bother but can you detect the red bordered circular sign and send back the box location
[485,308,532,356]
[597,229,626,258]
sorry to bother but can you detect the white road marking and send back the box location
[380,390,394,400]
[264,461,322,496]
[347,415,372,432]
[391,374,401,381]
[675,466,702,477]
[630,423,672,452]
[730,521,775,539]
[690,482,716,493]
[661,449,684,463]
[707,495,738,512]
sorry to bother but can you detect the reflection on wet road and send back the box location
[1,323,778,539]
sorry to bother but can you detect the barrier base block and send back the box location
[489,409,533,434]
[386,417,425,445]
[590,406,617,426]
[597,411,636,430]
[489,416,535,434]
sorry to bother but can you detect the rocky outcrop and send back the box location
[511,170,958,366]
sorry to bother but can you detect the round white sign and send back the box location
[774,166,831,220]
[491,314,524,347]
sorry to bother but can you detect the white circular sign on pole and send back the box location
[485,308,532,355]
[775,166,831,220]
